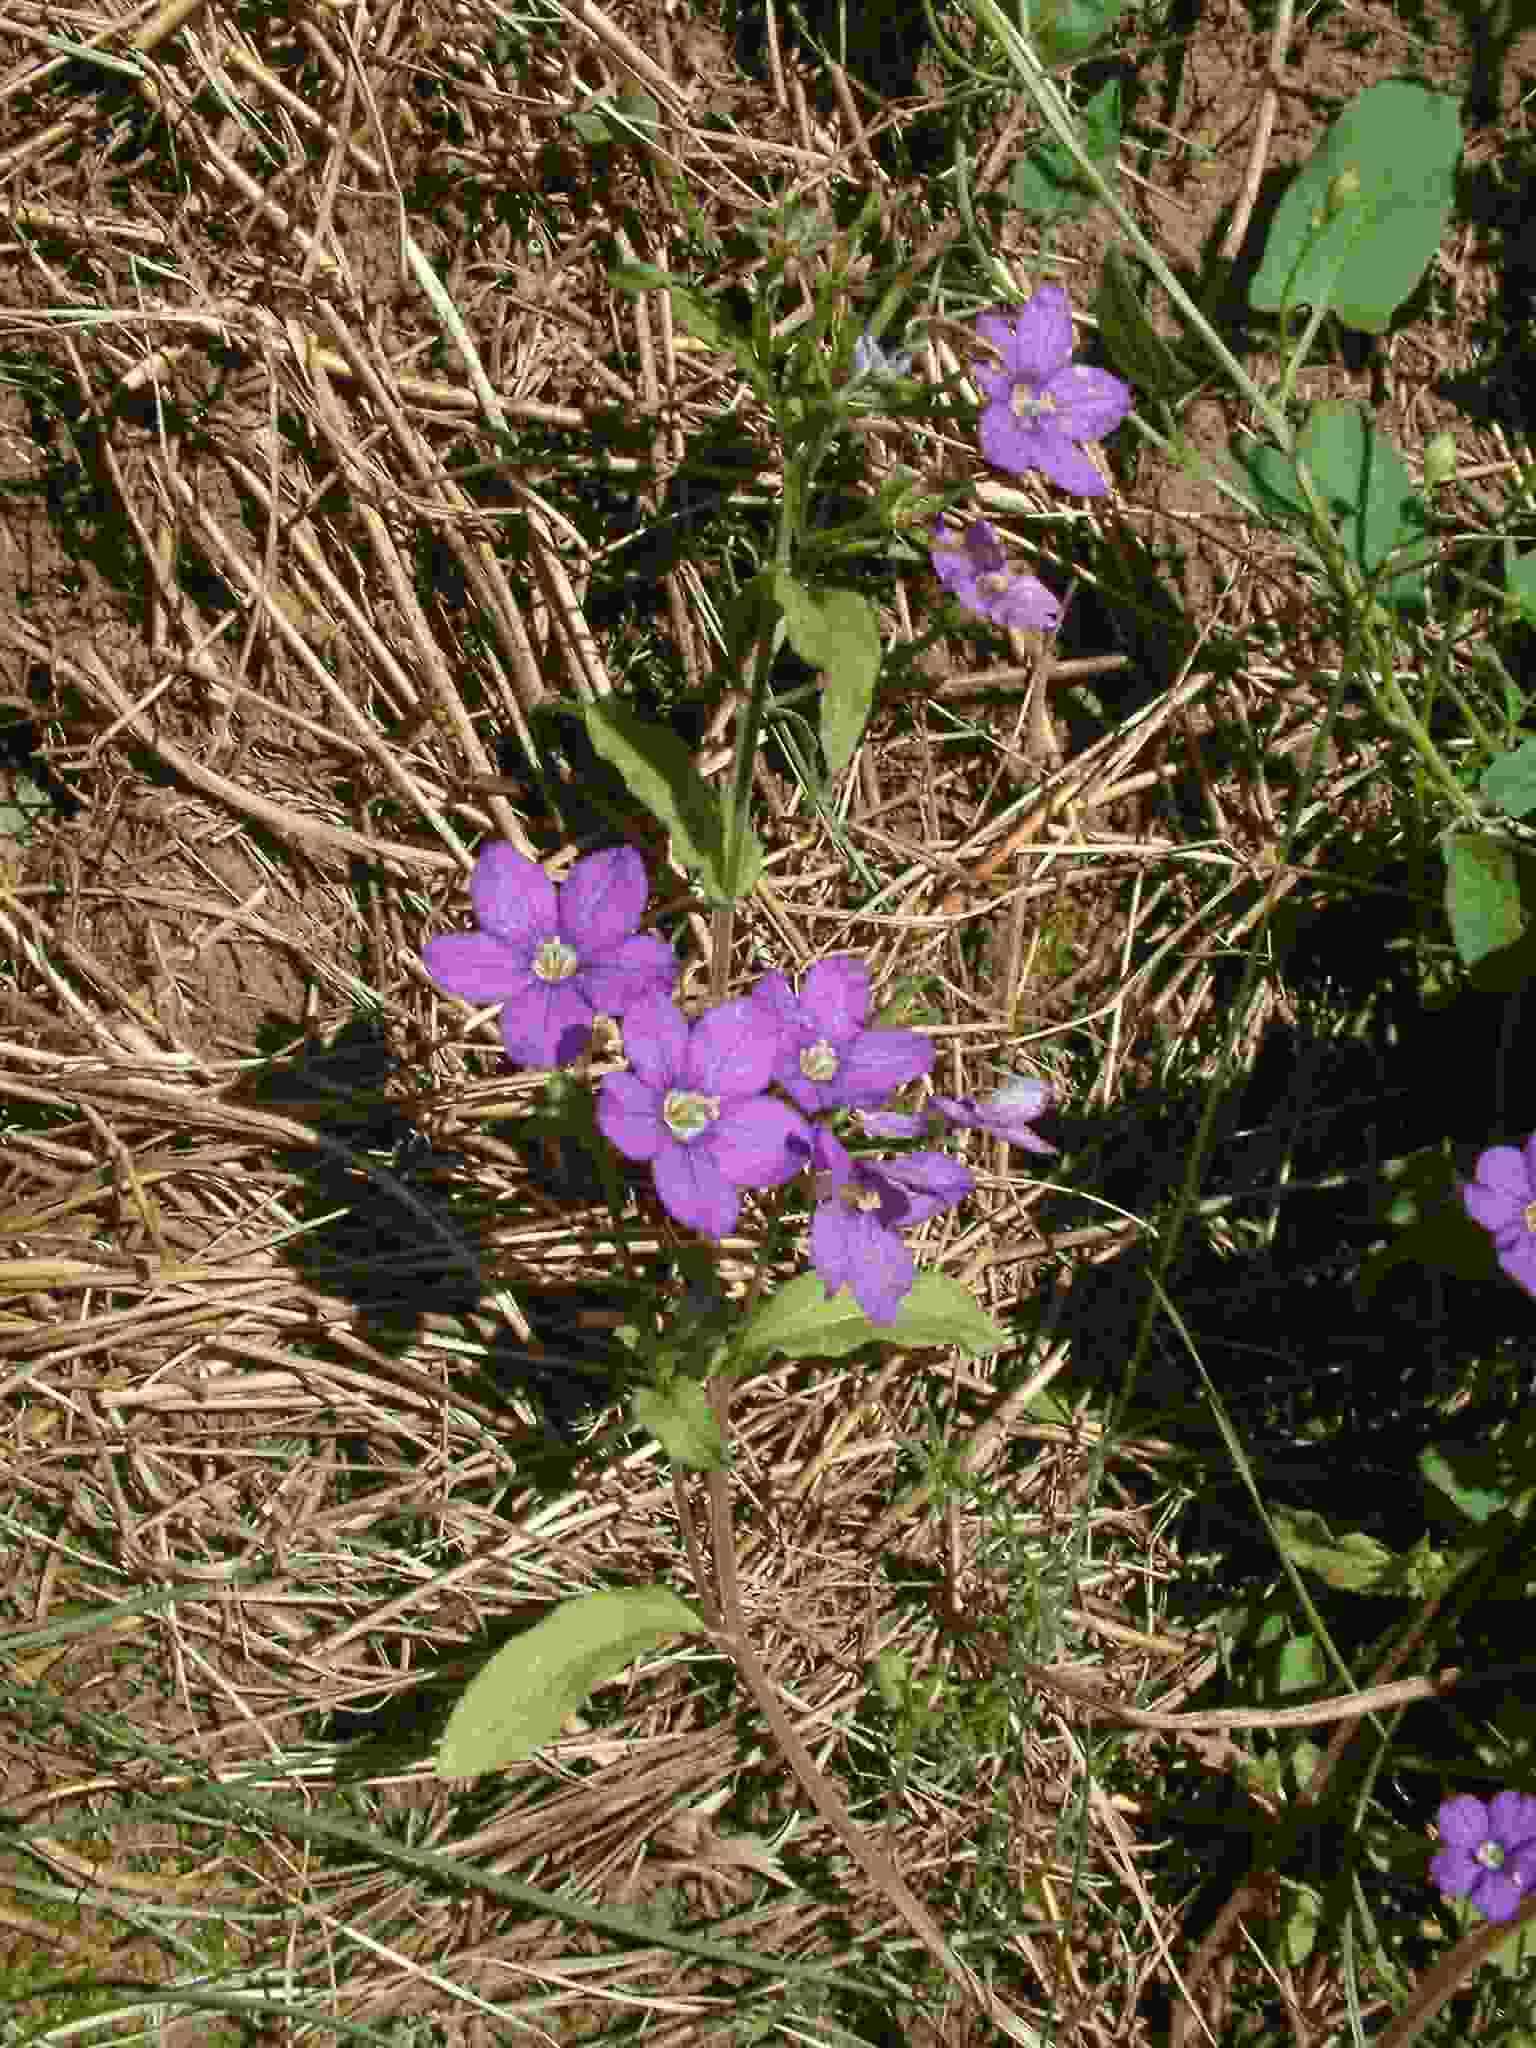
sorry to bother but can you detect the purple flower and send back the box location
[974,286,1131,496]
[423,844,676,1070]
[809,1129,974,1325]
[1462,1138,1536,1297]
[749,956,935,1117]
[1431,1792,1536,1923]
[597,995,812,1240]
[931,517,1062,632]
[863,1078,1057,1156]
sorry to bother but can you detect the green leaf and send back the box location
[1505,543,1536,626]
[583,700,763,903]
[1008,80,1120,222]
[1272,1508,1399,1591]
[738,1269,1006,1364]
[1481,739,1536,819]
[631,1380,724,1470]
[1248,81,1461,333]
[0,768,49,848]
[772,573,881,781]
[438,1586,703,1777]
[1238,401,1433,608]
[1444,833,1525,969]
[1031,0,1126,66]
[1420,1445,1511,1528]
[1094,247,1195,401]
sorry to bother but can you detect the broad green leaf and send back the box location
[1481,739,1536,820]
[1094,246,1195,401]
[631,1380,724,1470]
[1506,543,1536,626]
[583,700,763,903]
[1249,81,1461,333]
[738,1269,1005,1364]
[1008,80,1121,222]
[437,1586,703,1777]
[1272,1508,1398,1591]
[1444,833,1525,969]
[1239,401,1433,608]
[1420,1445,1513,1527]
[1031,0,1126,66]
[772,573,881,780]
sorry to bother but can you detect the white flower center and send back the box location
[1524,1201,1536,1235]
[977,571,1013,596]
[800,1039,840,1083]
[1476,1839,1505,1871]
[1010,384,1056,420]
[663,1089,720,1142]
[533,936,579,984]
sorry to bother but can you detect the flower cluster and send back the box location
[1431,1791,1536,1923]
[1461,1135,1536,1297]
[424,847,1056,1325]
[932,283,1132,634]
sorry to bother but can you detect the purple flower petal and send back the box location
[980,408,1107,495]
[931,1081,1056,1154]
[1497,1237,1536,1296]
[579,932,679,1018]
[422,931,533,1005]
[684,997,780,1100]
[1463,1182,1521,1232]
[1430,1842,1480,1898]
[998,285,1075,382]
[810,1200,915,1325]
[596,1069,666,1161]
[813,1126,853,1184]
[859,1109,931,1139]
[471,843,555,944]
[831,1029,936,1109]
[871,1150,975,1225]
[1470,1869,1525,1923]
[622,994,689,1088]
[1046,363,1134,440]
[1489,1791,1536,1844]
[707,1097,814,1190]
[1436,1796,1492,1853]
[798,956,871,1039]
[1469,1147,1529,1202]
[557,845,651,953]
[653,1143,741,1240]
[503,982,593,1068]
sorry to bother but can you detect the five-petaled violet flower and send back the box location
[931,517,1062,633]
[1431,1792,1536,1923]
[1461,1137,1536,1298]
[864,1078,1057,1156]
[974,286,1132,497]
[597,994,812,1241]
[809,1129,974,1326]
[749,956,935,1118]
[422,843,677,1070]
